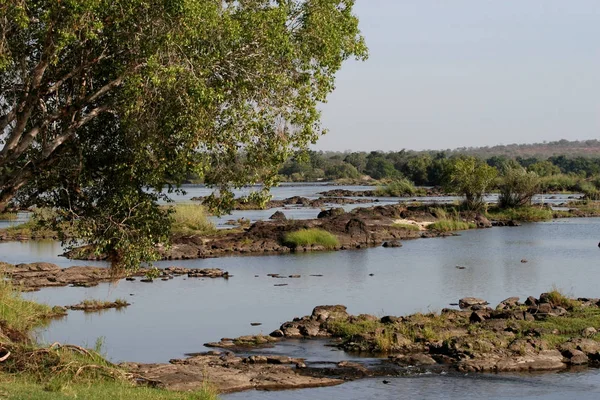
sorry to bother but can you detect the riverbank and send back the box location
[0,278,219,399]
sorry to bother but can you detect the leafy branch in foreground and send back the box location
[0,0,367,269]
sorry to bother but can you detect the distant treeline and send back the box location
[278,139,600,189]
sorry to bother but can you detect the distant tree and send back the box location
[324,163,360,180]
[403,155,432,185]
[528,161,561,177]
[365,153,399,180]
[498,167,540,208]
[343,152,368,173]
[446,157,498,210]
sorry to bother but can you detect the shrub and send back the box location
[498,167,540,208]
[283,228,339,249]
[376,178,420,196]
[445,157,498,211]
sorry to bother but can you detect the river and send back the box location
[1,185,597,399]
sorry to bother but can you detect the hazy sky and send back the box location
[315,0,600,152]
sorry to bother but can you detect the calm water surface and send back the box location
[13,217,599,364]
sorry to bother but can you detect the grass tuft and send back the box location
[283,228,339,249]
[427,220,475,232]
[170,204,216,235]
[391,223,421,231]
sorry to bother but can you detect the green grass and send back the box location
[427,220,475,232]
[0,374,218,400]
[0,279,58,333]
[486,206,553,222]
[391,223,421,231]
[518,306,600,348]
[283,228,339,249]
[170,204,216,235]
[327,319,383,338]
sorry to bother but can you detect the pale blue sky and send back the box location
[315,0,600,151]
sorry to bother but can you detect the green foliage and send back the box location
[170,204,215,235]
[498,167,540,208]
[283,228,339,249]
[144,267,161,281]
[0,0,367,269]
[539,174,582,192]
[446,157,498,211]
[427,220,475,232]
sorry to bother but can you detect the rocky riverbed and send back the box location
[121,293,600,394]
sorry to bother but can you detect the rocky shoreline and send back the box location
[121,292,600,393]
[0,262,230,291]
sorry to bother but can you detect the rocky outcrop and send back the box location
[269,211,287,221]
[1,262,230,290]
[123,352,342,393]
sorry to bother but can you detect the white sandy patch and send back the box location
[393,218,434,231]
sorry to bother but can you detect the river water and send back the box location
[0,185,596,399]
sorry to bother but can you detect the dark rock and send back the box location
[470,310,490,323]
[270,330,284,338]
[564,349,588,365]
[459,297,489,309]
[317,208,345,219]
[269,211,287,221]
[380,316,401,324]
[525,296,538,306]
[474,214,492,228]
[382,240,402,248]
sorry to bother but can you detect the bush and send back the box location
[446,157,498,211]
[170,204,215,234]
[498,167,540,208]
[283,228,339,249]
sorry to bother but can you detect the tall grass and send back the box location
[0,279,57,333]
[284,228,339,249]
[427,220,475,232]
[170,204,216,235]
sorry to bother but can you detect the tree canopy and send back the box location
[0,0,367,268]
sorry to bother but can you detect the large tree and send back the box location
[0,0,367,268]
